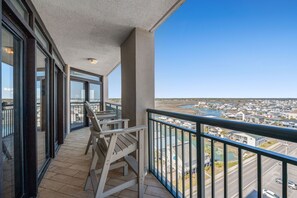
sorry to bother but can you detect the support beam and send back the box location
[121,28,155,169]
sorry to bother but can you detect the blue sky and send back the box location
[110,0,297,98]
[1,63,13,99]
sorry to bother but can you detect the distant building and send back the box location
[280,119,297,128]
[229,131,266,147]
[245,115,265,124]
[284,111,297,119]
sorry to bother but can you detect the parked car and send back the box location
[288,180,297,190]
[263,189,280,198]
[274,178,297,190]
[275,178,282,184]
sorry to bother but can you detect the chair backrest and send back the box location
[84,102,102,132]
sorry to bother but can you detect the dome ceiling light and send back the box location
[88,58,98,64]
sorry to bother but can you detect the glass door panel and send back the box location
[36,47,49,174]
[1,26,23,198]
[70,81,85,130]
[89,83,101,112]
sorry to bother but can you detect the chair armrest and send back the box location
[100,125,147,136]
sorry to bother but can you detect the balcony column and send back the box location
[121,28,155,168]
[103,75,108,110]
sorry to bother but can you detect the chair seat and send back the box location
[114,134,138,153]
[103,134,137,154]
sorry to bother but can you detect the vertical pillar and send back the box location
[103,75,109,110]
[121,28,155,169]
[65,64,70,134]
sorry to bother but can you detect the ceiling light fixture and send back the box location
[3,46,14,55]
[88,58,98,64]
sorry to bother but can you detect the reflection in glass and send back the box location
[70,81,85,102]
[36,47,49,173]
[89,84,100,102]
[1,27,21,198]
[89,83,101,113]
[70,81,85,129]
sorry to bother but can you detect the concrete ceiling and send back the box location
[31,0,184,76]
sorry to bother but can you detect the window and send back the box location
[10,0,29,22]
[89,84,101,103]
[53,51,63,68]
[34,24,49,50]
[70,70,100,81]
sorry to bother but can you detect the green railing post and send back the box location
[196,122,205,198]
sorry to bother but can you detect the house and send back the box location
[245,115,265,124]
[229,131,267,147]
[284,110,297,119]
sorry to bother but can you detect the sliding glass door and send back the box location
[36,46,49,175]
[69,69,102,131]
[1,26,23,198]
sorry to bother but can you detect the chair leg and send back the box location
[95,135,118,198]
[123,163,128,176]
[85,133,92,155]
[138,130,145,198]
[84,174,91,191]
[95,160,111,198]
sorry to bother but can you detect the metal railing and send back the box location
[2,104,14,138]
[105,102,121,119]
[147,108,297,198]
[70,102,85,129]
[70,101,101,130]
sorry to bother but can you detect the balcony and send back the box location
[33,103,297,198]
[1,1,297,198]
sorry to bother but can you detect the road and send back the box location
[203,143,297,198]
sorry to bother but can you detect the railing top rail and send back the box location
[2,103,13,107]
[147,108,297,143]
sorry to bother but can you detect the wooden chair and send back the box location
[84,103,146,198]
[84,101,117,155]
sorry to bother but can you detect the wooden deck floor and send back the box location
[38,128,173,198]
